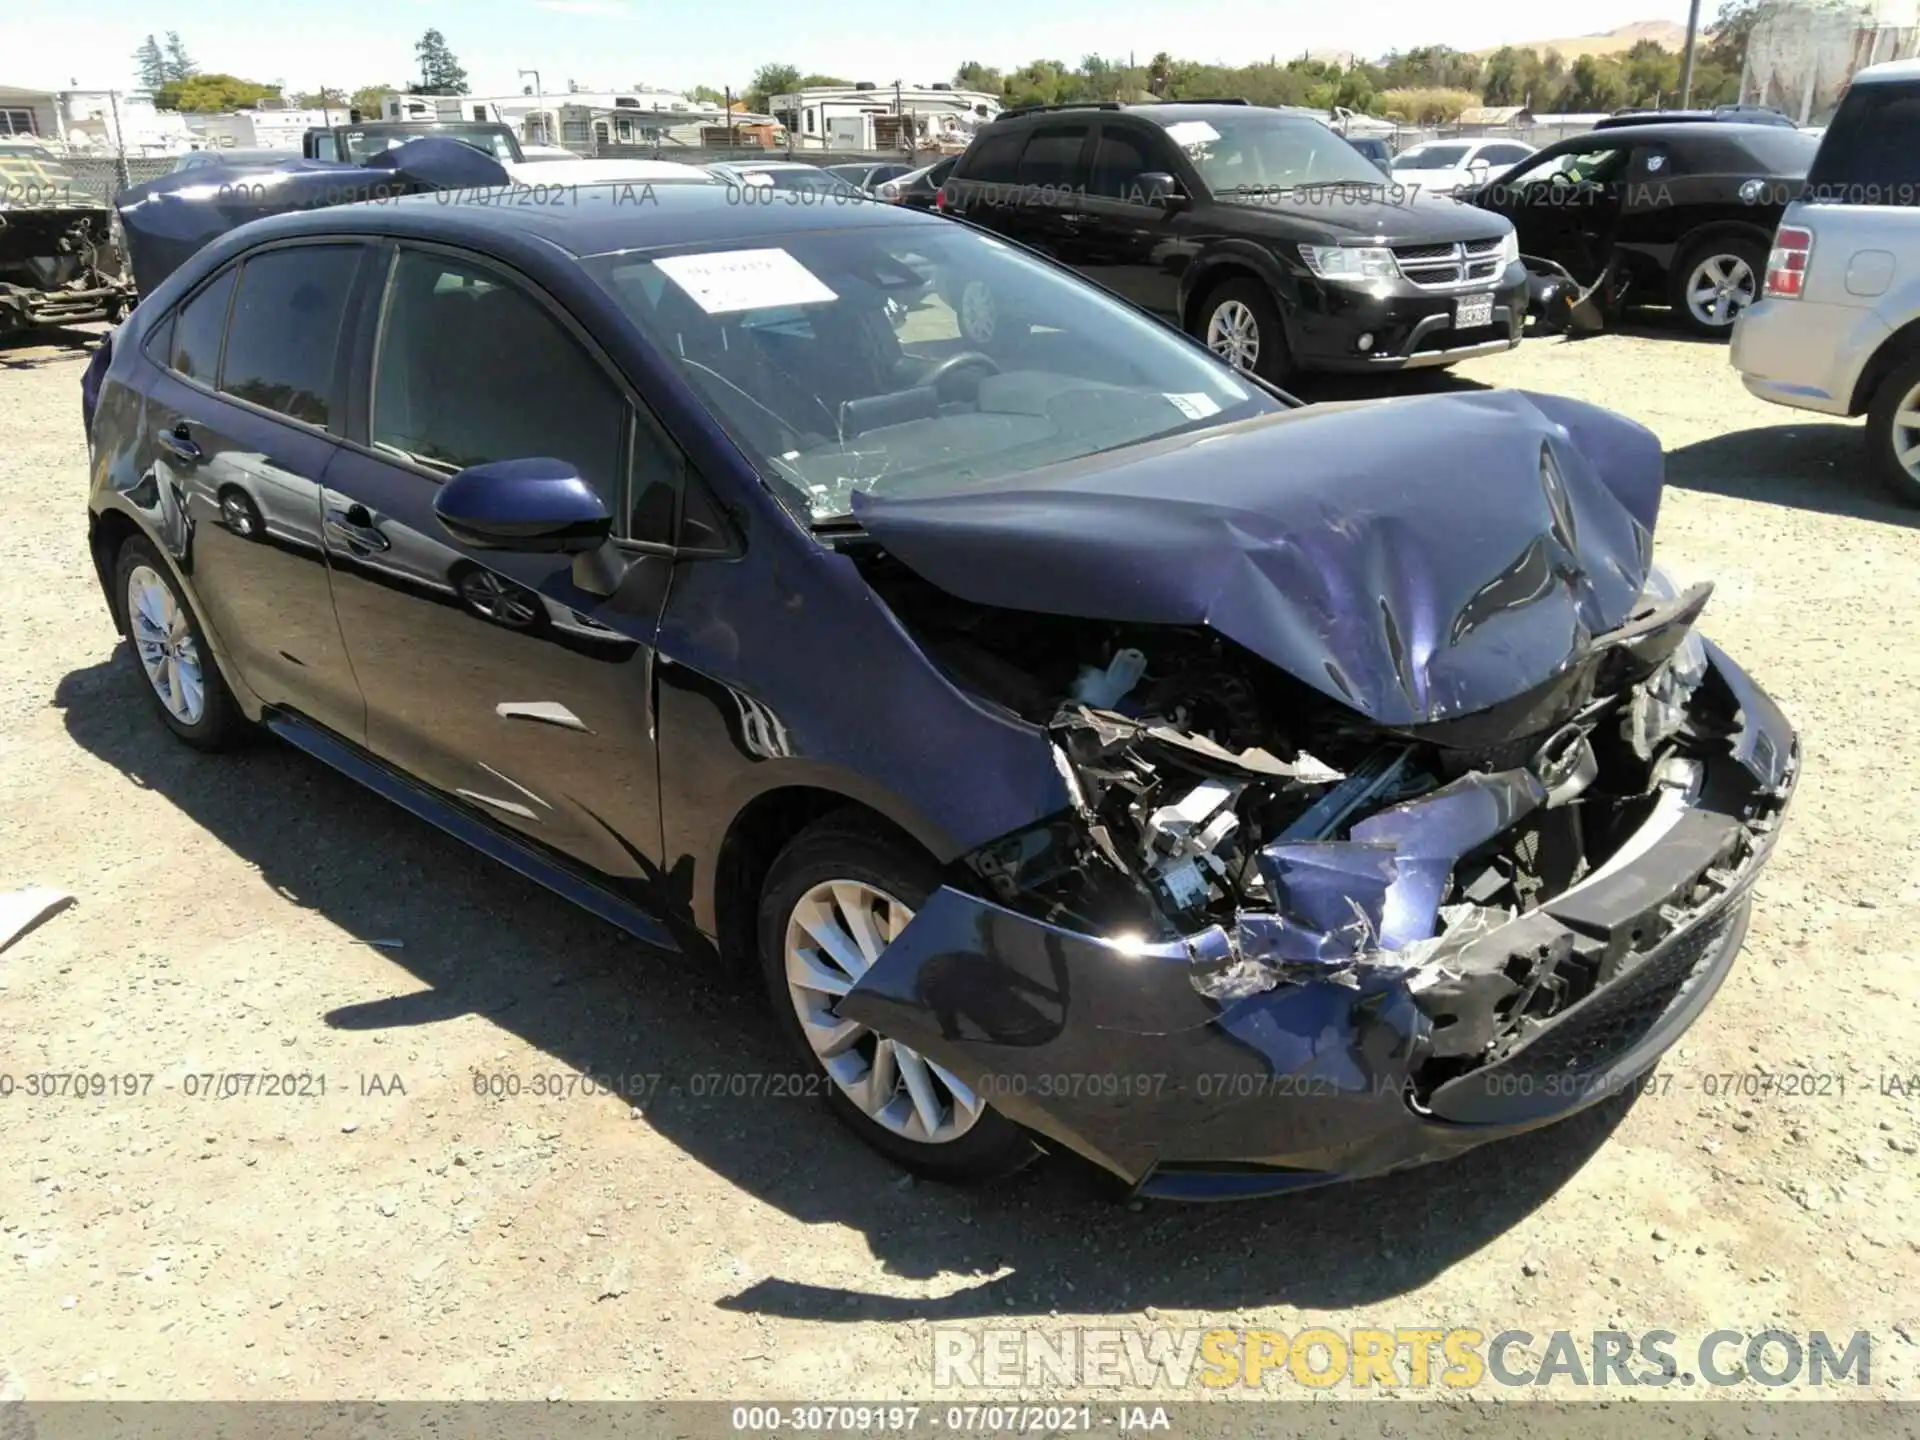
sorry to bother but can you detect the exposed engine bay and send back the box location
[851,541,1786,1096]
[0,144,136,333]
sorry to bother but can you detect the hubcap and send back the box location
[127,564,206,726]
[957,281,995,344]
[220,492,258,537]
[783,879,984,1145]
[1891,380,1920,483]
[459,570,540,628]
[1685,254,1756,328]
[1206,299,1261,370]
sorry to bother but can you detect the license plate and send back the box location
[1456,293,1495,328]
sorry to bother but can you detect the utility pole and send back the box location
[106,89,129,194]
[1679,0,1703,108]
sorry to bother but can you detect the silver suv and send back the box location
[1731,59,1920,500]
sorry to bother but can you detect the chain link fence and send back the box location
[57,154,174,206]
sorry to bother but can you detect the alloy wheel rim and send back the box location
[1206,299,1261,370]
[127,564,206,726]
[1892,380,1920,482]
[783,879,984,1145]
[1685,254,1756,328]
[220,492,257,537]
[958,281,995,344]
[459,571,539,627]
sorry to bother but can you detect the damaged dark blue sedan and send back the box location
[82,183,1797,1199]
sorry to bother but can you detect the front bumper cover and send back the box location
[836,645,1797,1200]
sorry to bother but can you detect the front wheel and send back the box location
[1866,350,1920,505]
[114,534,245,750]
[1194,279,1294,384]
[1671,236,1765,337]
[757,811,1036,1183]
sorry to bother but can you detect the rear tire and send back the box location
[1670,235,1765,338]
[114,534,245,751]
[756,810,1036,1184]
[1866,350,1920,506]
[1193,278,1295,385]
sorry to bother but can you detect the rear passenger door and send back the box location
[319,242,681,883]
[139,240,374,739]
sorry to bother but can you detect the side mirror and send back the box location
[434,458,612,554]
[1133,172,1186,209]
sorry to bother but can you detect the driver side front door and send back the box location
[320,242,680,889]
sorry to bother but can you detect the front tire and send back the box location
[1671,236,1765,337]
[1194,278,1294,384]
[1866,350,1920,505]
[114,534,245,750]
[757,811,1035,1183]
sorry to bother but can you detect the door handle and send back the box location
[325,505,392,553]
[158,425,201,463]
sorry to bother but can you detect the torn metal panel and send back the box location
[851,388,1661,726]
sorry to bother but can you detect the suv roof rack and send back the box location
[1139,96,1249,105]
[998,100,1122,119]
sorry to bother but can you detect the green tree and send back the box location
[687,84,726,104]
[954,61,1003,93]
[296,87,348,109]
[745,63,802,112]
[797,73,849,87]
[411,29,468,95]
[349,83,394,118]
[153,73,282,113]
[1562,54,1628,111]
[134,35,167,91]
[162,31,198,83]
[1146,51,1173,97]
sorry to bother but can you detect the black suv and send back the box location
[940,101,1527,383]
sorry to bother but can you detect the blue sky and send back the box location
[3,0,1696,97]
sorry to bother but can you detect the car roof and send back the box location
[1558,120,1805,145]
[710,159,819,171]
[215,179,944,261]
[1854,56,1920,84]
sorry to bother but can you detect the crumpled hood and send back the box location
[850,389,1664,727]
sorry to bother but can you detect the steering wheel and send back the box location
[921,349,1001,397]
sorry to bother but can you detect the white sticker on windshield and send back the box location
[1165,392,1222,420]
[655,248,838,315]
[1162,120,1220,147]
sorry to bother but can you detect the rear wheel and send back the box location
[757,811,1035,1183]
[1194,278,1294,385]
[1671,236,1764,337]
[114,534,245,750]
[1866,351,1920,505]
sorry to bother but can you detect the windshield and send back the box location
[588,224,1275,523]
[341,126,517,163]
[1394,143,1471,171]
[1153,112,1385,194]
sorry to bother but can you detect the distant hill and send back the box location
[1476,19,1693,59]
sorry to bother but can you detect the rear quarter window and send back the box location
[1806,83,1920,203]
[168,267,237,383]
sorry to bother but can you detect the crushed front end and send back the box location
[836,562,1796,1198]
[0,146,136,332]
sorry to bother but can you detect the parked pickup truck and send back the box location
[300,120,523,165]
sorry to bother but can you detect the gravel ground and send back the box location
[1,321,1916,1404]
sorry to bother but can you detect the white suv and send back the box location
[1731,59,1920,501]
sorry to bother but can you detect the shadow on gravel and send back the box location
[56,649,1627,1320]
[1667,421,1916,526]
[0,326,104,369]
